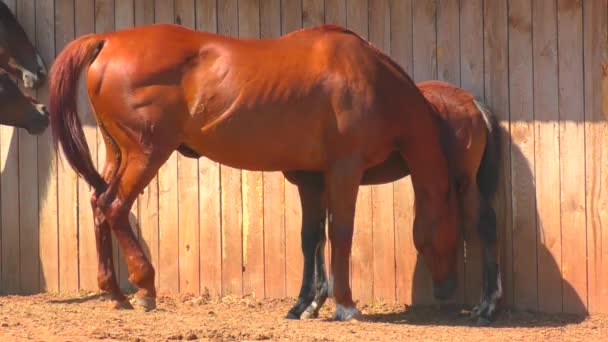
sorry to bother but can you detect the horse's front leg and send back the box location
[284,171,327,319]
[325,158,363,321]
[471,197,502,325]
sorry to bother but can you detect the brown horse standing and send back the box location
[286,80,503,325]
[0,2,47,89]
[0,69,48,133]
[48,23,460,320]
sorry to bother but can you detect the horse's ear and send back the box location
[175,15,182,26]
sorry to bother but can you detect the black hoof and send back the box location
[285,311,301,320]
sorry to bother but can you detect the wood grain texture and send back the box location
[389,0,415,305]
[533,0,562,313]
[55,0,79,293]
[557,0,587,314]
[369,0,395,303]
[196,0,222,297]
[584,0,608,315]
[218,0,243,297]
[508,0,537,311]
[36,0,59,293]
[176,0,201,295]
[240,0,265,299]
[75,0,97,291]
[460,0,485,306]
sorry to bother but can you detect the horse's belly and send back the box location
[187,121,326,172]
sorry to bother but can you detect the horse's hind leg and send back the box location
[471,195,502,325]
[324,158,363,321]
[285,172,327,319]
[91,159,131,309]
[95,145,176,311]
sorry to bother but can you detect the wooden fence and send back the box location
[0,0,606,315]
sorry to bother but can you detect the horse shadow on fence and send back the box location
[363,129,587,327]
[0,107,141,296]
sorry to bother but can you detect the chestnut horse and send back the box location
[286,80,503,325]
[0,2,47,88]
[0,69,48,134]
[48,23,460,320]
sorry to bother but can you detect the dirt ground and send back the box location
[0,292,606,342]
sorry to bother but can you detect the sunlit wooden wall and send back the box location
[0,0,606,315]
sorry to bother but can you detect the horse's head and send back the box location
[0,2,46,89]
[413,198,461,302]
[0,70,49,134]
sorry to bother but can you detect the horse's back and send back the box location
[418,80,488,181]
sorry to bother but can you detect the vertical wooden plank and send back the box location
[134,0,159,290]
[584,0,608,315]
[507,0,536,311]
[55,0,79,293]
[484,0,513,311]
[460,0,486,306]
[15,0,39,295]
[238,0,265,299]
[557,0,586,314]
[0,0,21,296]
[436,0,460,84]
[174,0,200,295]
[0,73,19,294]
[533,0,562,314]
[0,0,13,293]
[368,0,395,303]
[325,0,346,25]
[281,0,307,300]
[36,0,59,293]
[114,0,137,292]
[345,0,373,304]
[76,0,97,291]
[435,0,464,305]
[196,0,222,297]
[390,0,415,305]
[154,0,180,294]
[217,0,243,297]
[302,0,322,27]
[410,0,436,305]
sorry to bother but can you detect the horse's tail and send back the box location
[474,100,502,201]
[49,34,106,194]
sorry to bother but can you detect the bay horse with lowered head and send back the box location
[0,68,48,134]
[286,80,503,325]
[48,23,460,321]
[0,2,47,89]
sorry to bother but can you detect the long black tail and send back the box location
[475,100,502,201]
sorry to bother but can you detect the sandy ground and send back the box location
[0,292,605,342]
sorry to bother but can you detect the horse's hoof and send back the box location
[301,302,320,319]
[130,296,156,311]
[332,304,360,321]
[110,299,134,310]
[476,317,491,326]
[285,311,300,320]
